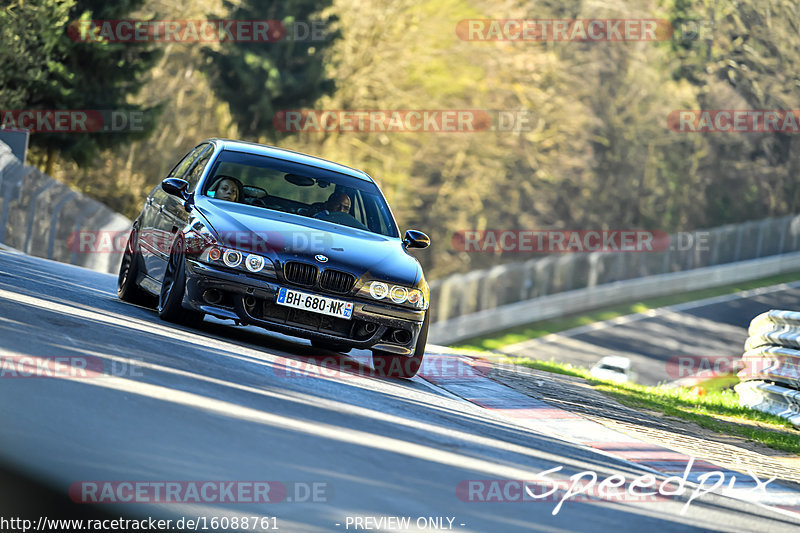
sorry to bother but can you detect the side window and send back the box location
[184,146,213,193]
[166,144,207,181]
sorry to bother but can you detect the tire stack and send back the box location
[735,309,800,427]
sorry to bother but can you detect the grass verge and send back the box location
[509,357,800,454]
[454,271,800,351]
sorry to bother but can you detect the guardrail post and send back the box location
[47,191,78,259]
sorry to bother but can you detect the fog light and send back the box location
[245,254,265,272]
[369,281,389,299]
[223,249,242,267]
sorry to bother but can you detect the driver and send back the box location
[325,191,351,213]
[314,191,368,230]
[209,176,243,202]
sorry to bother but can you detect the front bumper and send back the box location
[183,259,425,353]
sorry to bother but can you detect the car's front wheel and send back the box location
[118,226,155,307]
[372,312,429,378]
[158,238,204,327]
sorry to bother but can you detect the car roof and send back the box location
[209,139,374,183]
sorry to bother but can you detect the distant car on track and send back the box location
[590,356,633,383]
[118,139,431,378]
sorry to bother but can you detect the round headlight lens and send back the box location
[222,249,242,267]
[390,285,408,304]
[369,281,389,299]
[245,254,265,272]
[208,247,221,261]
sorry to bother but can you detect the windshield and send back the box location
[598,365,626,373]
[202,149,399,238]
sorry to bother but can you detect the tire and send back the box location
[372,312,429,378]
[158,237,204,327]
[117,227,155,307]
[310,339,352,353]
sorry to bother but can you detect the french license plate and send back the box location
[276,287,353,319]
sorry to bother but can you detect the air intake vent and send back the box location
[320,269,356,294]
[284,262,318,287]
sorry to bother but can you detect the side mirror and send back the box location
[403,230,430,249]
[161,178,189,200]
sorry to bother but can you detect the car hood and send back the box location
[193,198,422,285]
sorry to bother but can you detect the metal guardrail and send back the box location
[0,141,131,274]
[430,214,800,326]
[429,252,800,344]
[736,310,800,427]
[736,381,800,427]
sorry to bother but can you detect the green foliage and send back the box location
[0,0,74,110]
[17,0,800,280]
[201,0,340,142]
[2,0,163,169]
[507,357,800,453]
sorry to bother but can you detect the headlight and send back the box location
[390,285,408,303]
[369,281,389,299]
[359,281,426,309]
[245,254,265,272]
[198,244,275,278]
[223,249,242,267]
